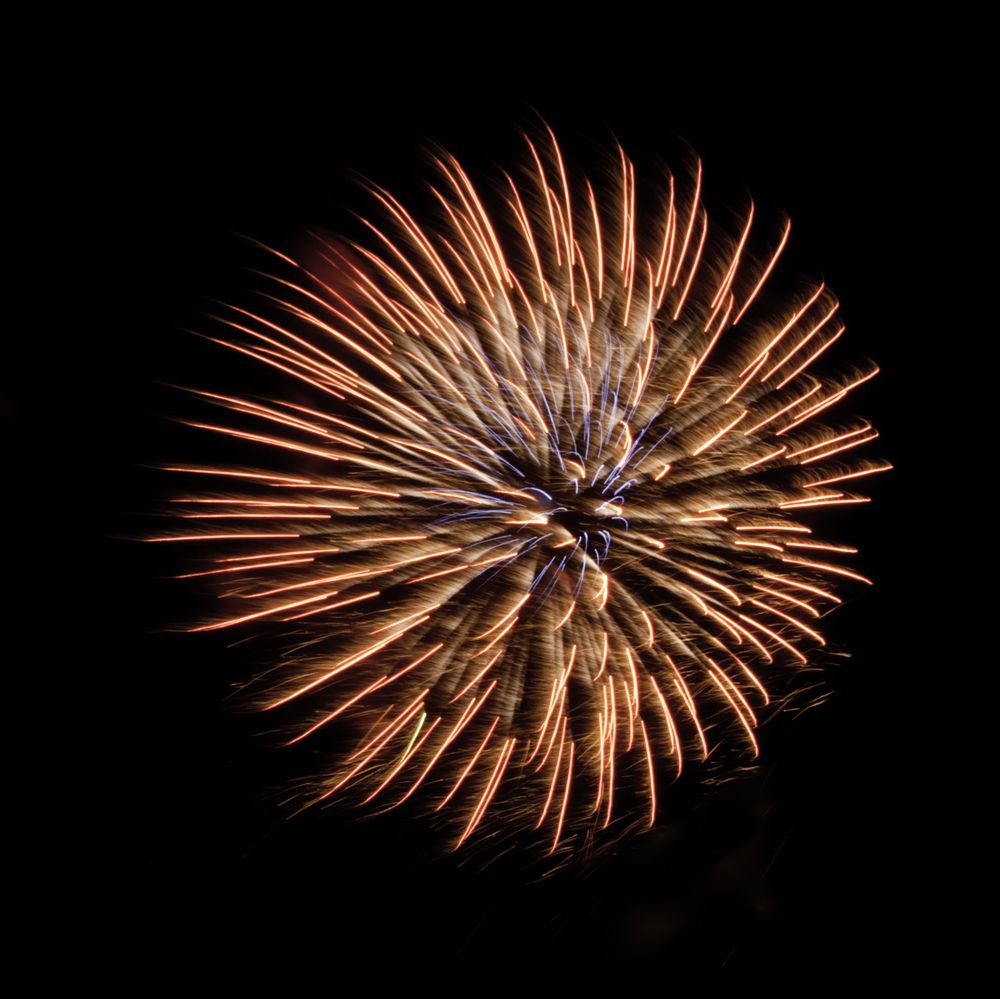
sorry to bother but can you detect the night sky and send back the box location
[61,35,949,982]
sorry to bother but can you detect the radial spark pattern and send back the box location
[154,130,886,856]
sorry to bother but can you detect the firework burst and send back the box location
[151,127,886,858]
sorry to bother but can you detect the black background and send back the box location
[58,33,954,982]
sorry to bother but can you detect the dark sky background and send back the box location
[63,35,952,982]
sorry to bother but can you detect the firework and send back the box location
[152,127,886,857]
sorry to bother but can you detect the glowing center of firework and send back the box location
[553,491,628,535]
[506,481,631,560]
